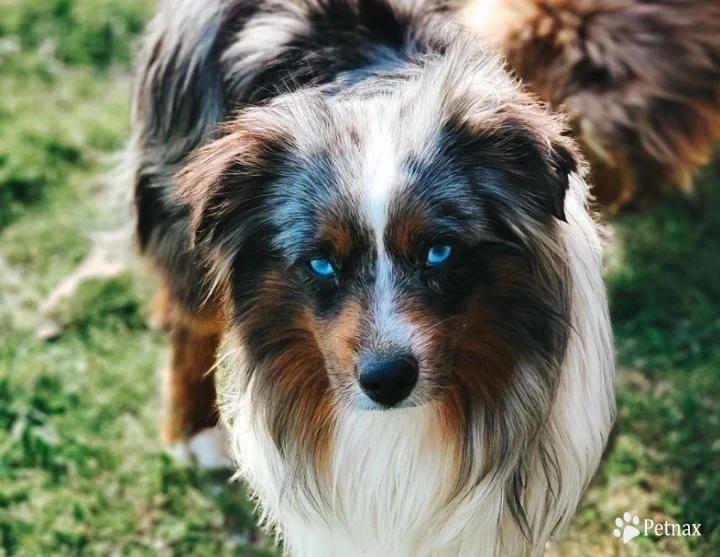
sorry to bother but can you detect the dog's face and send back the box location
[179,59,578,466]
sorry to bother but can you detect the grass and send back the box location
[554,173,720,557]
[0,0,718,555]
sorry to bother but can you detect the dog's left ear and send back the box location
[484,120,578,223]
[450,106,579,223]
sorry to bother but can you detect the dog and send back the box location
[464,0,720,210]
[127,0,615,555]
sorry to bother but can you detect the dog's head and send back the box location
[178,39,579,478]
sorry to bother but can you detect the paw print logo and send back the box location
[614,512,641,544]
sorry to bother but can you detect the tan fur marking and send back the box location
[318,220,354,260]
[317,300,364,389]
[160,303,224,443]
[387,209,427,257]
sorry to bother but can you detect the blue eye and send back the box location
[426,244,453,266]
[308,258,336,278]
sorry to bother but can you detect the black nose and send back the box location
[358,355,419,407]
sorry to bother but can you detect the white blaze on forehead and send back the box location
[361,123,415,350]
[363,123,398,249]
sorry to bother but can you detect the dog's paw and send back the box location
[189,427,233,469]
[166,427,232,470]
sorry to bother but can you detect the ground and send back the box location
[0,1,718,556]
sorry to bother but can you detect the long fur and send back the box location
[464,0,720,209]
[127,1,616,555]
[218,174,614,557]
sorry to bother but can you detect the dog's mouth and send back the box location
[352,392,426,411]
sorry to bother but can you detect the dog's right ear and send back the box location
[176,124,287,252]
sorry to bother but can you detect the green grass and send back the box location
[602,172,720,556]
[0,0,153,68]
[1,1,719,555]
[0,3,270,555]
